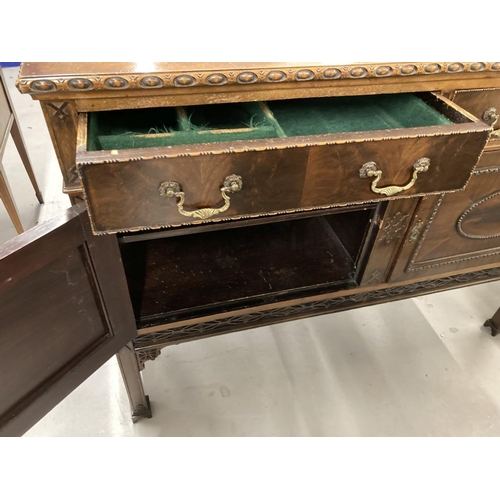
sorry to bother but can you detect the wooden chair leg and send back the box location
[10,117,44,204]
[116,342,152,422]
[0,159,23,233]
[485,306,500,337]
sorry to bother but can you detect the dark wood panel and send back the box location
[0,246,108,419]
[413,172,500,262]
[0,204,136,436]
[390,169,500,282]
[0,214,84,293]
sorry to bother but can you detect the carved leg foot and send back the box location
[485,306,500,337]
[132,395,152,423]
[116,342,153,423]
[484,319,500,337]
[484,319,499,336]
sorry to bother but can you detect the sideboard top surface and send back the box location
[16,62,500,100]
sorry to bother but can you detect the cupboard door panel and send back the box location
[0,204,136,436]
[390,168,500,282]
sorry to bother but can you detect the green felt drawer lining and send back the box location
[87,94,454,152]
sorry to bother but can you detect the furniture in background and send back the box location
[0,68,43,233]
[1,62,500,436]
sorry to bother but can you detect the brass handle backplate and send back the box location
[483,107,499,127]
[159,174,243,220]
[483,107,500,138]
[359,157,430,197]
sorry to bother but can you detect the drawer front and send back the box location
[301,134,484,207]
[81,149,309,233]
[77,94,490,234]
[80,131,487,234]
[453,88,500,140]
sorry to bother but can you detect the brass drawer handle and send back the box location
[359,157,430,197]
[483,107,499,127]
[159,174,243,220]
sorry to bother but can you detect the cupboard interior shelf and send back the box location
[121,208,376,329]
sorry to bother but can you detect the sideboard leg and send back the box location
[116,342,152,422]
[484,306,500,337]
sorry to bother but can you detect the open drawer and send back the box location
[76,92,491,234]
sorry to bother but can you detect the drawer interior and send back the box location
[87,93,453,151]
[266,94,452,136]
[87,102,280,151]
[120,208,375,329]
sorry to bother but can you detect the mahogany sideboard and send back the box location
[2,62,500,436]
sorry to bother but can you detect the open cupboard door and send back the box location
[0,203,137,436]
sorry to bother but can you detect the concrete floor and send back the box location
[2,66,500,437]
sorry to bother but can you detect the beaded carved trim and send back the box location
[17,62,500,94]
[456,191,500,240]
[133,267,500,348]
